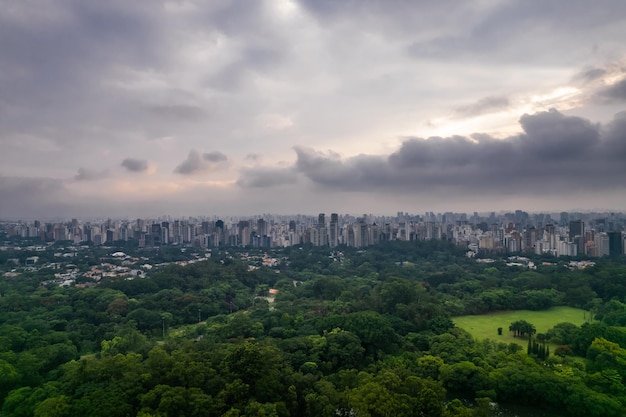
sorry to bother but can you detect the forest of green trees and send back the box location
[2,241,626,416]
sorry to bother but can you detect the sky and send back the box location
[1,0,626,219]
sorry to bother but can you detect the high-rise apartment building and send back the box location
[316,213,328,246]
[257,218,267,237]
[595,232,610,257]
[522,226,537,252]
[544,224,557,251]
[237,220,251,246]
[329,213,339,247]
[161,222,170,244]
[318,213,325,229]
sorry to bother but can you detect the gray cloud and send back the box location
[294,147,390,187]
[286,110,626,194]
[146,105,206,121]
[602,111,626,157]
[237,167,297,188]
[517,108,599,158]
[600,78,626,101]
[404,1,626,65]
[203,151,228,163]
[454,96,510,117]
[574,67,607,83]
[0,1,165,127]
[191,1,293,93]
[121,158,148,173]
[74,168,109,181]
[208,44,288,93]
[297,0,474,34]
[174,150,204,175]
[174,150,228,175]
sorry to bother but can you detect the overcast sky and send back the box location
[1,0,626,219]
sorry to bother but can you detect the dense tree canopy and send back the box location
[0,241,626,416]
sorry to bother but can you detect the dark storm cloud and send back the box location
[599,78,626,101]
[294,147,390,187]
[278,110,626,194]
[174,150,228,175]
[454,96,510,117]
[203,152,228,163]
[602,111,626,157]
[517,109,599,158]
[237,167,297,188]
[121,158,148,173]
[74,168,109,181]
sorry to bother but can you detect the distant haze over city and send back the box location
[1,1,626,219]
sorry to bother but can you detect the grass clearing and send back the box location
[453,306,591,347]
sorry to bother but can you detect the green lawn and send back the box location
[453,306,591,347]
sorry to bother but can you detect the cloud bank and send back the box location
[240,109,626,195]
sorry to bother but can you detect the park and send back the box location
[453,306,591,347]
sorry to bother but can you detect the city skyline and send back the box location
[3,210,625,257]
[1,1,626,218]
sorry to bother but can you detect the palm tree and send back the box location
[509,321,522,337]
[519,320,536,339]
[509,320,536,339]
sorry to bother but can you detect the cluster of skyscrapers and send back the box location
[471,219,624,257]
[2,210,625,257]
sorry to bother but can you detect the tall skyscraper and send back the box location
[151,223,162,246]
[569,220,584,242]
[237,220,250,246]
[161,222,170,244]
[346,224,355,247]
[608,231,624,256]
[318,213,325,229]
[569,220,585,255]
[329,213,339,247]
[316,213,328,246]
[201,221,210,235]
[257,218,267,237]
[523,226,537,252]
